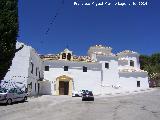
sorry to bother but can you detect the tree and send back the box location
[140,53,160,87]
[0,0,18,81]
[150,53,160,66]
[139,55,150,70]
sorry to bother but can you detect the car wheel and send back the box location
[23,96,27,101]
[7,99,12,105]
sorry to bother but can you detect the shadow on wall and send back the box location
[0,79,26,90]
[39,81,52,95]
[119,73,147,78]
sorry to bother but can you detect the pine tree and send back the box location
[0,0,18,81]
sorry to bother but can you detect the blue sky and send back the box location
[18,0,160,55]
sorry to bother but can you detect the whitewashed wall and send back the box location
[42,55,149,95]
[1,42,43,96]
[118,54,140,69]
[27,48,43,96]
[96,56,121,94]
[119,72,149,91]
[42,60,102,95]
[97,56,119,86]
[43,68,101,95]
[38,81,51,95]
[1,42,30,91]
[1,43,150,96]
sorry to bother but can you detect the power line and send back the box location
[44,0,65,35]
[40,0,64,47]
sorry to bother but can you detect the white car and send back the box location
[72,91,80,97]
[0,88,28,105]
[72,90,87,97]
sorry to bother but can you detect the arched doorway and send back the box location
[55,75,73,96]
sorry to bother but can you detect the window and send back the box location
[54,83,56,91]
[38,83,40,94]
[28,82,32,92]
[31,62,34,74]
[39,71,41,78]
[64,66,68,71]
[83,66,87,72]
[45,66,49,71]
[67,53,71,60]
[62,53,66,59]
[36,67,38,76]
[16,88,23,94]
[35,83,36,92]
[137,81,140,87]
[105,63,109,69]
[130,60,134,67]
[9,88,16,93]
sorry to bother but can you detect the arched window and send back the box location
[67,53,71,60]
[130,60,134,67]
[62,53,66,59]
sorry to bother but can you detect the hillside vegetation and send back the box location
[140,53,160,87]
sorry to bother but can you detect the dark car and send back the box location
[82,91,94,101]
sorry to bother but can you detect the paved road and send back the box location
[0,89,160,120]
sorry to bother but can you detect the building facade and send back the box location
[40,45,149,95]
[0,42,43,96]
[0,42,149,96]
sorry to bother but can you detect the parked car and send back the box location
[72,91,80,97]
[72,90,87,97]
[0,88,28,105]
[82,91,94,101]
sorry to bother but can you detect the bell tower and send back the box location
[60,48,73,61]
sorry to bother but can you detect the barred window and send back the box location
[130,60,134,67]
[105,63,109,69]
[83,66,87,72]
[64,66,68,71]
[137,81,140,87]
[45,66,49,71]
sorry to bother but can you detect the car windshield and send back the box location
[0,88,8,93]
[82,91,93,96]
[89,92,93,96]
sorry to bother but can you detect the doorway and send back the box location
[59,81,69,95]
[56,75,73,96]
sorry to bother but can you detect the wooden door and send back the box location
[64,81,69,95]
[59,81,69,95]
[59,81,64,95]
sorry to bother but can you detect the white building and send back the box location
[0,42,43,96]
[0,43,149,96]
[41,45,149,96]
